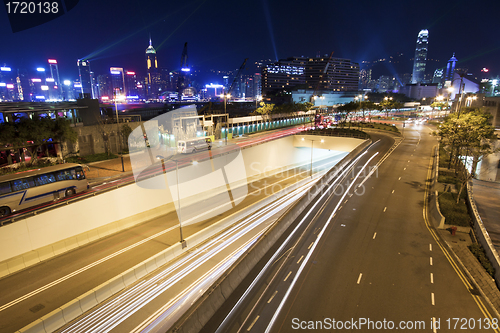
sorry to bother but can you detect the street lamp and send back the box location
[114,91,126,172]
[383,96,393,118]
[221,93,231,145]
[466,95,477,107]
[302,137,324,178]
[156,155,187,248]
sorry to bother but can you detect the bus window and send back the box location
[34,174,56,186]
[0,182,12,195]
[75,167,86,180]
[55,170,73,181]
[12,178,35,191]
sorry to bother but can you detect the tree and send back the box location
[255,102,275,121]
[0,116,78,164]
[121,124,133,151]
[431,101,447,110]
[359,101,377,120]
[435,108,498,202]
[335,102,358,126]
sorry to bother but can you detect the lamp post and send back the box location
[156,155,187,248]
[383,96,393,118]
[114,91,125,172]
[466,95,477,107]
[221,93,231,145]
[302,137,324,178]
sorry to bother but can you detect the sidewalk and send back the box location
[85,155,133,183]
[430,175,500,316]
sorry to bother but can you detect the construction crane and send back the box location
[226,58,248,98]
[177,42,189,99]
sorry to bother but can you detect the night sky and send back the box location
[2,0,500,82]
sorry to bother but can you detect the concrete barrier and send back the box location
[18,319,45,333]
[169,139,372,333]
[61,299,83,323]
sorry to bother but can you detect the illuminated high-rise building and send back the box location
[110,67,125,96]
[97,74,112,100]
[125,71,138,99]
[77,59,93,98]
[48,59,62,100]
[146,37,161,99]
[411,29,429,84]
[445,53,458,83]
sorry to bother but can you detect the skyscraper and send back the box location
[411,29,429,84]
[48,59,61,100]
[77,59,93,98]
[110,67,125,96]
[445,53,457,83]
[146,37,160,99]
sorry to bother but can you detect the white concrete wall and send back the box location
[0,135,361,273]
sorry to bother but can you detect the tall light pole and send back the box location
[302,137,324,178]
[222,93,231,145]
[383,96,393,118]
[157,155,187,248]
[114,91,125,172]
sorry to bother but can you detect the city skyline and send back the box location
[1,0,500,80]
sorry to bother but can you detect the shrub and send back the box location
[0,159,57,176]
[469,243,495,277]
[438,192,471,227]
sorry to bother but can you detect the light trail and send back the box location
[59,180,316,333]
[216,150,369,333]
[264,152,379,333]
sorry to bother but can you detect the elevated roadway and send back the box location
[202,124,500,333]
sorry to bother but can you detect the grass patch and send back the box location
[438,191,471,227]
[438,169,458,184]
[66,153,118,164]
[439,146,450,168]
[469,243,495,277]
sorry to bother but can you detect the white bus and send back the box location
[0,163,89,217]
[177,137,212,154]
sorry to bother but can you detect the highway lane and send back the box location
[54,176,318,333]
[206,124,499,333]
[202,132,396,333]
[0,139,344,333]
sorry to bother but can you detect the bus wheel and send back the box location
[0,206,11,217]
[192,148,196,153]
[65,188,76,197]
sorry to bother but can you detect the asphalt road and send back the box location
[0,136,344,333]
[205,124,499,333]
